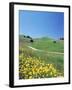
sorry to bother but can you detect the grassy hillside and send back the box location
[29,37,64,53]
[19,35,64,79]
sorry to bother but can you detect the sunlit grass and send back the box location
[19,47,63,79]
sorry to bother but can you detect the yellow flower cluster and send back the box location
[19,53,60,79]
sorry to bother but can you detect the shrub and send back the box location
[53,41,56,43]
[30,39,34,43]
[60,37,64,40]
[27,36,31,38]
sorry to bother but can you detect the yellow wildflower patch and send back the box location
[19,51,63,79]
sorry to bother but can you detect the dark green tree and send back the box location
[30,39,34,43]
[53,41,56,43]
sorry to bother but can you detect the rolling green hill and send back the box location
[29,37,64,53]
[19,35,64,78]
[20,35,64,52]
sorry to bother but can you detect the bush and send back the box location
[60,37,64,40]
[53,41,56,43]
[27,36,31,38]
[23,35,26,38]
[30,39,34,43]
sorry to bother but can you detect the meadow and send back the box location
[19,35,64,79]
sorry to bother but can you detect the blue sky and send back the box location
[19,10,64,39]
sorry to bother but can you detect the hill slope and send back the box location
[29,37,64,53]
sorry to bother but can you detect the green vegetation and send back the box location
[19,35,64,79]
[29,37,64,53]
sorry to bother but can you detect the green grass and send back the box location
[29,37,64,53]
[19,35,64,77]
[30,49,64,75]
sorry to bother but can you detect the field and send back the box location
[19,35,64,79]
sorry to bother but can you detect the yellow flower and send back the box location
[50,72,53,75]
[28,72,32,75]
[19,48,62,79]
[29,76,32,79]
[26,64,29,67]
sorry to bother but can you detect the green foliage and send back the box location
[19,35,64,79]
[19,47,63,79]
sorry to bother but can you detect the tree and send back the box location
[27,36,31,38]
[60,37,64,40]
[53,41,56,43]
[30,39,34,43]
[24,35,26,38]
